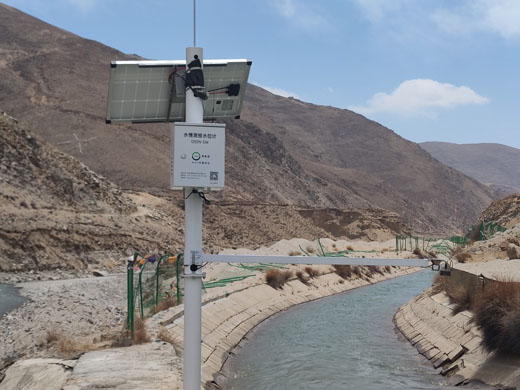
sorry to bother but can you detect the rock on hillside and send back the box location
[478,192,520,229]
[0,4,496,234]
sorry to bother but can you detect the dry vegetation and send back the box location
[265,269,293,289]
[333,265,352,279]
[288,251,302,256]
[154,296,179,314]
[133,318,150,344]
[45,330,94,356]
[451,246,472,263]
[296,271,310,285]
[432,275,520,354]
[304,266,319,278]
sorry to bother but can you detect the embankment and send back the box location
[395,261,520,389]
[148,266,419,389]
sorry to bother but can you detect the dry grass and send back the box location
[304,266,319,278]
[288,251,302,256]
[473,280,520,354]
[368,265,384,276]
[46,330,59,345]
[352,266,362,278]
[133,318,150,344]
[347,245,354,251]
[333,264,352,279]
[154,296,178,314]
[432,274,476,314]
[296,271,310,285]
[384,265,392,273]
[265,269,293,289]
[451,247,472,263]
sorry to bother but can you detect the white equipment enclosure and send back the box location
[171,122,225,189]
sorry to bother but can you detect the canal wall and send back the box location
[148,266,419,389]
[395,265,520,389]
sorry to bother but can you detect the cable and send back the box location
[184,189,210,205]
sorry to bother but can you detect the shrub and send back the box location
[352,266,362,278]
[306,246,315,254]
[384,265,392,273]
[288,251,302,256]
[451,247,472,263]
[347,245,354,251]
[155,296,178,314]
[296,271,310,285]
[368,266,384,275]
[265,269,293,289]
[46,330,59,345]
[333,265,352,279]
[432,273,476,314]
[133,318,150,344]
[304,267,319,278]
[473,280,520,354]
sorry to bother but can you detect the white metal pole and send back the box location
[183,46,204,390]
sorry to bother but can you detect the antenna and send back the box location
[193,0,196,46]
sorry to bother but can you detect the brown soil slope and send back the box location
[0,4,496,234]
[0,113,408,274]
[479,192,520,229]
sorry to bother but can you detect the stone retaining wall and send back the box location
[395,285,520,388]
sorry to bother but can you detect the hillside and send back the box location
[0,4,497,234]
[0,113,408,275]
[421,141,520,194]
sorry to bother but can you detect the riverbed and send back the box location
[226,271,467,390]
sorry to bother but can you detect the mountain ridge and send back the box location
[0,4,497,234]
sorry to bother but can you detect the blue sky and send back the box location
[5,0,520,148]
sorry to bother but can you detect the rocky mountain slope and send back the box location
[0,4,496,235]
[421,141,520,194]
[0,113,408,275]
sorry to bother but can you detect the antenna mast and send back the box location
[193,0,196,46]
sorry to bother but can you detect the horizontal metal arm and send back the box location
[201,254,430,267]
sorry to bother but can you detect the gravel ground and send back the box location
[0,274,127,372]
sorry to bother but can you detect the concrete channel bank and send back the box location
[394,260,520,389]
[149,266,419,389]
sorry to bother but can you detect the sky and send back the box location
[5,0,520,148]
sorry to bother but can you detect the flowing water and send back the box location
[0,284,26,317]
[226,271,467,390]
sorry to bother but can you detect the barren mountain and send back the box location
[421,142,520,194]
[0,113,407,274]
[0,4,496,235]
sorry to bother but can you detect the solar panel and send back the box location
[106,59,252,123]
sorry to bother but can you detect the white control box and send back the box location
[171,122,225,189]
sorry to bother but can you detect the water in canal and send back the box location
[0,284,26,317]
[226,271,463,390]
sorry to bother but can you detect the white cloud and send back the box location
[252,82,300,99]
[271,0,328,31]
[432,0,520,39]
[349,79,489,116]
[351,0,411,23]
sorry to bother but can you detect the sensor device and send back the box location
[171,122,225,189]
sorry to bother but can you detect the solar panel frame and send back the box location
[106,59,252,123]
